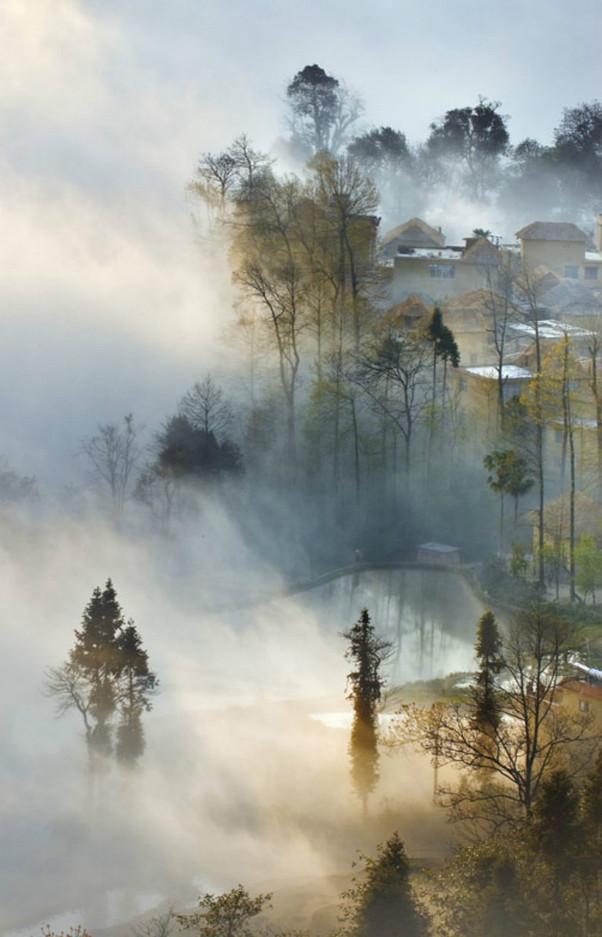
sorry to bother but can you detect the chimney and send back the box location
[597,213,602,253]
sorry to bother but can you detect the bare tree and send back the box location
[131,906,175,937]
[81,413,141,515]
[392,605,599,835]
[515,267,547,591]
[352,331,429,475]
[179,377,234,439]
[233,177,308,459]
[583,315,602,499]
[193,151,238,217]
[45,661,94,750]
[484,256,518,430]
[191,135,272,219]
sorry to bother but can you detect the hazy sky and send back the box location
[1,0,601,480]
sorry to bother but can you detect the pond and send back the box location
[297,566,484,685]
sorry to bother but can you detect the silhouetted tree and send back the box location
[179,376,234,439]
[287,64,362,156]
[192,135,272,216]
[157,415,242,480]
[473,610,504,738]
[343,609,391,812]
[47,581,157,771]
[553,100,602,206]
[531,770,582,937]
[395,606,597,831]
[427,98,509,199]
[348,127,410,179]
[340,833,428,937]
[115,622,157,766]
[70,580,125,758]
[81,414,141,516]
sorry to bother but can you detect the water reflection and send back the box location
[298,568,483,684]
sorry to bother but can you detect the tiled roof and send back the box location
[516,221,588,242]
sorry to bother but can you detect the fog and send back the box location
[0,502,480,932]
[2,0,600,475]
[2,2,600,935]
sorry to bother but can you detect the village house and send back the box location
[381,223,501,304]
[555,664,602,729]
[516,217,602,291]
[528,491,602,560]
[379,217,445,260]
[379,288,507,368]
[450,364,532,442]
[440,289,502,366]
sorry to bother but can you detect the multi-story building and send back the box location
[516,217,602,290]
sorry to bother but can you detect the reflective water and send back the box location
[298,566,484,685]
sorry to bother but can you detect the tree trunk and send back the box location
[350,396,361,504]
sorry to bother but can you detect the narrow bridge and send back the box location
[206,559,483,613]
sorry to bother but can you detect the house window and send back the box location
[428,264,455,279]
[579,699,590,713]
[565,265,579,279]
[585,266,599,280]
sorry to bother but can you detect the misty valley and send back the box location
[3,10,602,937]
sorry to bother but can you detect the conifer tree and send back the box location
[47,580,157,771]
[115,622,157,766]
[473,610,504,738]
[341,833,427,937]
[70,579,125,757]
[531,770,582,936]
[343,609,391,811]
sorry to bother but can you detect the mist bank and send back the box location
[0,501,477,933]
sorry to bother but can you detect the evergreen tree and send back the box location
[480,855,529,937]
[341,833,427,937]
[115,622,157,766]
[70,580,125,758]
[531,770,582,937]
[343,609,391,811]
[47,580,158,771]
[472,610,504,738]
[157,414,242,480]
[580,751,602,931]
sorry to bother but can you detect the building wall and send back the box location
[451,371,529,449]
[521,239,585,276]
[544,423,598,489]
[444,310,494,366]
[390,258,493,302]
[555,682,602,728]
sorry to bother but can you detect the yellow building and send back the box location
[451,364,532,443]
[516,218,602,288]
[528,492,602,559]
[379,217,445,260]
[388,236,501,303]
[555,669,602,730]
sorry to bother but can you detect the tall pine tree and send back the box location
[48,580,157,771]
[70,580,125,758]
[115,622,157,766]
[343,609,391,812]
[473,610,504,739]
